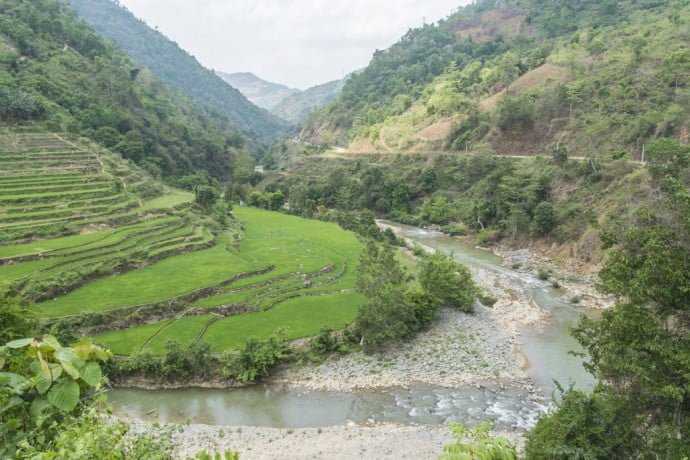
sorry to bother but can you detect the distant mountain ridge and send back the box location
[219,71,348,126]
[68,0,288,144]
[217,72,300,112]
[272,78,348,125]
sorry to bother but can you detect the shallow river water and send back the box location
[110,223,595,430]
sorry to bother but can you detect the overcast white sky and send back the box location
[117,0,470,90]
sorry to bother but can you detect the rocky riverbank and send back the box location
[277,228,549,393]
[125,417,525,459]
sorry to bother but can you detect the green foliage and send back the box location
[355,242,417,350]
[247,191,285,211]
[420,196,454,225]
[0,336,174,458]
[193,451,240,460]
[497,94,535,131]
[407,289,440,328]
[645,138,690,179]
[0,336,110,455]
[272,78,347,125]
[233,328,293,382]
[195,185,221,209]
[305,0,690,156]
[112,340,215,382]
[0,290,38,344]
[419,253,478,313]
[552,145,568,165]
[530,201,557,235]
[0,87,45,122]
[309,326,339,355]
[528,166,690,456]
[537,268,550,281]
[526,389,634,459]
[440,421,517,460]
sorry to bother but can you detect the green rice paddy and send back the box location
[1,133,364,355]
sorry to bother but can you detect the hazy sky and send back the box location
[117,0,470,90]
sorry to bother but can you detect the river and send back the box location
[109,223,596,431]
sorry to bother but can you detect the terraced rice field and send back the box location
[69,207,364,355]
[0,133,364,356]
[0,133,190,243]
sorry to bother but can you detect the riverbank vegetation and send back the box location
[525,142,690,457]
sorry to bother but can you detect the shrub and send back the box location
[407,290,440,330]
[525,390,633,459]
[531,201,558,235]
[419,196,454,225]
[538,268,550,281]
[440,421,517,460]
[419,253,479,313]
[235,329,292,382]
[571,295,581,304]
[309,326,339,355]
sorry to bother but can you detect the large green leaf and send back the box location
[30,362,62,395]
[0,395,24,414]
[79,361,102,387]
[47,379,80,412]
[37,335,61,353]
[6,338,33,349]
[29,396,51,423]
[0,371,29,390]
[55,348,84,379]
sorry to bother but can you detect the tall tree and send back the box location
[355,242,415,350]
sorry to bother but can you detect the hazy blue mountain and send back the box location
[272,78,348,125]
[217,72,300,111]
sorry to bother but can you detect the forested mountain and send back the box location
[217,71,300,112]
[304,0,690,156]
[0,0,254,180]
[272,77,348,125]
[67,0,288,143]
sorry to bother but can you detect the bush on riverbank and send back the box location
[419,253,479,313]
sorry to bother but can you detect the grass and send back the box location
[39,234,251,317]
[139,190,194,210]
[200,291,363,350]
[96,291,364,355]
[40,208,362,317]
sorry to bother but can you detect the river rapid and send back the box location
[109,223,597,433]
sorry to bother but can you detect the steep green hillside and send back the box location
[0,0,252,180]
[218,71,300,112]
[273,77,347,125]
[67,0,288,143]
[304,0,690,157]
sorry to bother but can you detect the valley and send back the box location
[1,0,689,458]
